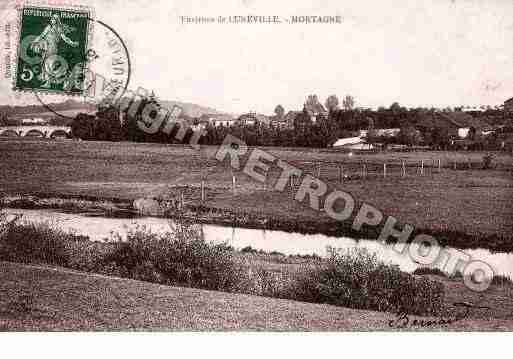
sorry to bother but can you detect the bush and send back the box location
[0,215,83,267]
[269,250,285,256]
[0,212,445,316]
[103,222,248,292]
[251,266,289,298]
[241,245,258,254]
[412,267,447,277]
[0,212,15,236]
[285,248,444,316]
[482,153,494,169]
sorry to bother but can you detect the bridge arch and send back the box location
[24,129,46,138]
[0,129,20,137]
[49,129,71,139]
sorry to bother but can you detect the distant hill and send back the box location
[1,98,235,122]
[1,99,95,119]
[159,100,234,118]
[8,108,95,121]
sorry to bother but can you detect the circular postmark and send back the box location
[30,15,131,119]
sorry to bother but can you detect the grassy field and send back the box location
[1,261,512,331]
[0,138,512,250]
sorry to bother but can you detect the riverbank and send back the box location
[0,213,445,316]
[3,207,513,282]
[1,190,512,253]
[2,261,513,331]
[1,139,512,252]
[2,212,513,330]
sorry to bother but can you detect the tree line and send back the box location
[69,94,512,150]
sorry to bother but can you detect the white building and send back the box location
[201,114,235,127]
[21,118,48,125]
[332,136,374,150]
[359,128,400,137]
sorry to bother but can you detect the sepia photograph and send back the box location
[0,0,512,341]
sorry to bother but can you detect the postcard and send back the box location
[0,0,512,334]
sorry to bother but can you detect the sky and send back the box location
[1,0,513,114]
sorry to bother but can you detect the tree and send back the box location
[274,104,285,119]
[365,117,378,146]
[71,113,96,140]
[467,126,478,141]
[96,106,122,141]
[317,113,339,147]
[325,95,339,113]
[304,95,324,116]
[397,125,421,146]
[430,127,451,149]
[342,95,355,111]
[294,105,313,132]
[390,102,401,114]
[305,94,321,107]
[120,94,156,142]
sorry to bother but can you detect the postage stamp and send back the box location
[13,5,92,95]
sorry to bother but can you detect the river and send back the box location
[3,208,513,279]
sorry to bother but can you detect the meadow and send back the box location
[0,138,512,250]
[3,260,512,331]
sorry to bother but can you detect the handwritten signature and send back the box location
[388,302,490,329]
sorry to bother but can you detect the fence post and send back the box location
[402,160,406,177]
[420,160,424,176]
[362,163,367,178]
[468,157,471,169]
[317,163,321,178]
[383,163,387,178]
[438,159,441,173]
[201,180,205,202]
[232,175,236,195]
[453,161,457,170]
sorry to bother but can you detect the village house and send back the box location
[461,105,489,113]
[200,113,235,127]
[282,111,301,129]
[359,128,400,138]
[237,112,269,126]
[21,117,48,125]
[504,97,513,113]
[416,111,492,139]
[269,115,291,129]
[332,136,374,150]
[303,100,328,123]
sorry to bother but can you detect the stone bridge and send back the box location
[0,126,72,138]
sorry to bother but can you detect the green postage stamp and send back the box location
[13,5,92,95]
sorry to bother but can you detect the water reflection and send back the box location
[4,208,513,279]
